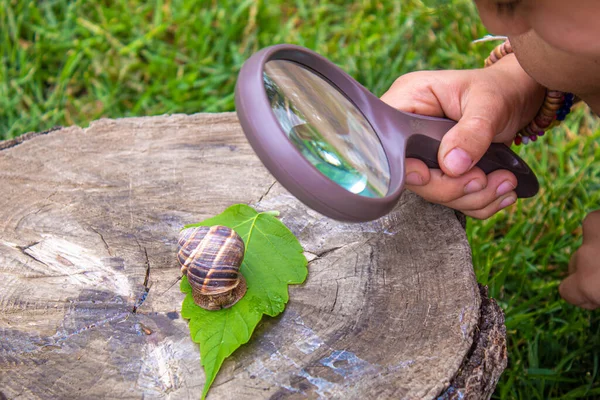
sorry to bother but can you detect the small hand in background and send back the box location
[559,210,600,310]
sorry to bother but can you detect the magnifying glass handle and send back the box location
[403,115,539,198]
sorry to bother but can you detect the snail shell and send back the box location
[177,225,247,310]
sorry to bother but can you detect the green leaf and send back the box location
[180,204,307,399]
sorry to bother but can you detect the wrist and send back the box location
[489,54,546,129]
[484,40,574,145]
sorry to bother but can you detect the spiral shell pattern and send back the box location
[177,225,245,296]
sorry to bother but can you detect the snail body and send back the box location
[177,225,247,310]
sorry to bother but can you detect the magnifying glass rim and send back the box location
[235,44,406,222]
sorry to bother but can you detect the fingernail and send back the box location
[406,172,423,186]
[444,148,472,176]
[464,179,484,194]
[499,195,516,209]
[496,181,515,197]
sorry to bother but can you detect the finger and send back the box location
[438,99,507,177]
[380,72,448,117]
[582,210,600,244]
[578,303,597,310]
[404,158,432,186]
[381,72,499,178]
[559,274,596,309]
[460,192,517,220]
[560,245,600,309]
[568,250,578,274]
[405,166,488,204]
[441,169,517,211]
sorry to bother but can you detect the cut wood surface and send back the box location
[0,113,506,399]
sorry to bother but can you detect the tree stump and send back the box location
[0,113,507,399]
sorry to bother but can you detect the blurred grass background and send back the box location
[1,0,598,398]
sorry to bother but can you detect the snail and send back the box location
[177,225,247,310]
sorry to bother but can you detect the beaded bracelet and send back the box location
[484,39,574,145]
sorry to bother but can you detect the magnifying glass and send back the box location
[235,44,538,222]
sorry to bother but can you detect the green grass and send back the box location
[1,0,599,398]
[0,0,484,138]
[471,107,600,399]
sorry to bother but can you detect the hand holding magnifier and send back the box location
[235,44,538,222]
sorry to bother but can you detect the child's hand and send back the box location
[559,211,600,310]
[381,54,544,219]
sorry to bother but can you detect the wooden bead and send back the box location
[524,126,537,136]
[529,120,544,133]
[498,46,507,57]
[541,104,560,113]
[545,96,563,105]
[543,99,562,108]
[534,115,553,129]
[484,40,513,68]
[540,107,557,118]
[547,90,563,98]
[493,46,504,61]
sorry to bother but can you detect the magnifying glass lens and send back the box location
[263,60,390,198]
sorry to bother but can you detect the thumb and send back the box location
[438,99,507,177]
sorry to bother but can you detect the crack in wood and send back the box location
[257,180,277,204]
[306,246,343,266]
[330,281,339,313]
[0,126,63,151]
[89,226,112,256]
[21,270,102,280]
[132,245,151,313]
[47,311,130,347]
[423,304,432,328]
[306,240,372,269]
[316,246,342,258]
[44,191,58,203]
[212,376,236,389]
[16,242,48,268]
[17,241,40,252]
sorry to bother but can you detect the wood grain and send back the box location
[0,113,504,399]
